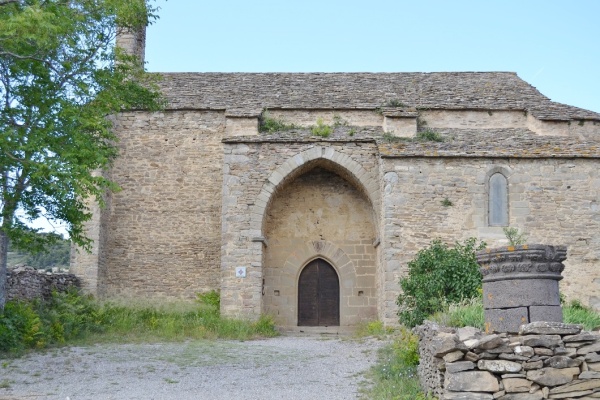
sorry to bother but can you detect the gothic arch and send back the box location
[250,146,380,236]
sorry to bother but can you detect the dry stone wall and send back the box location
[7,266,80,301]
[415,321,600,400]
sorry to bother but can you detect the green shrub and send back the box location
[397,238,485,327]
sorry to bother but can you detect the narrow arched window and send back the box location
[489,173,508,226]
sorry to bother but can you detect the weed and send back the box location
[332,114,348,127]
[385,99,407,108]
[503,227,527,246]
[381,132,410,143]
[348,128,356,136]
[259,109,297,133]
[578,120,585,126]
[0,379,11,389]
[164,378,179,384]
[441,197,453,207]
[488,110,493,116]
[415,129,443,142]
[311,118,332,137]
[361,328,434,400]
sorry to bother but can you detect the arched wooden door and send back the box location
[298,259,340,326]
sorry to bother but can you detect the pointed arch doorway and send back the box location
[298,259,340,326]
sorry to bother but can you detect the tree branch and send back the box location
[0,0,19,6]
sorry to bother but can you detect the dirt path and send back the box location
[0,335,386,400]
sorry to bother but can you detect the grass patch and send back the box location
[355,320,395,338]
[429,296,600,331]
[361,327,433,400]
[429,297,485,329]
[415,129,444,142]
[0,289,277,356]
[564,300,600,330]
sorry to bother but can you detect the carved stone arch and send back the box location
[249,146,380,236]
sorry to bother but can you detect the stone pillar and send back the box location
[115,26,146,64]
[477,245,566,333]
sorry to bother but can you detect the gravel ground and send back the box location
[0,334,387,400]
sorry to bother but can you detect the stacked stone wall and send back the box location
[7,267,80,301]
[98,110,225,299]
[381,157,600,323]
[415,321,600,400]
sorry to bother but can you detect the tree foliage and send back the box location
[396,238,486,328]
[0,0,164,309]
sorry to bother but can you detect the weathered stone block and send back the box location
[478,359,522,373]
[526,367,580,387]
[485,308,529,333]
[483,279,560,309]
[502,378,532,393]
[445,371,500,392]
[520,321,581,335]
[529,306,563,323]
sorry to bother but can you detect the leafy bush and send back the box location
[397,238,485,327]
[196,290,221,314]
[0,289,102,353]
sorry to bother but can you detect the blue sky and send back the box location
[145,0,600,113]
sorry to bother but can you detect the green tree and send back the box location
[0,0,164,310]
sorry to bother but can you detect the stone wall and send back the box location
[415,321,600,400]
[96,110,225,299]
[381,157,600,323]
[220,139,381,319]
[7,266,80,301]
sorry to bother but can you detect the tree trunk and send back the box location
[0,228,8,311]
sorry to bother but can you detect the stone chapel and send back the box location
[71,28,600,327]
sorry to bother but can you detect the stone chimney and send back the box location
[115,25,146,65]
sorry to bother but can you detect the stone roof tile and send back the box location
[155,72,600,121]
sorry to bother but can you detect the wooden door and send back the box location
[298,259,340,326]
